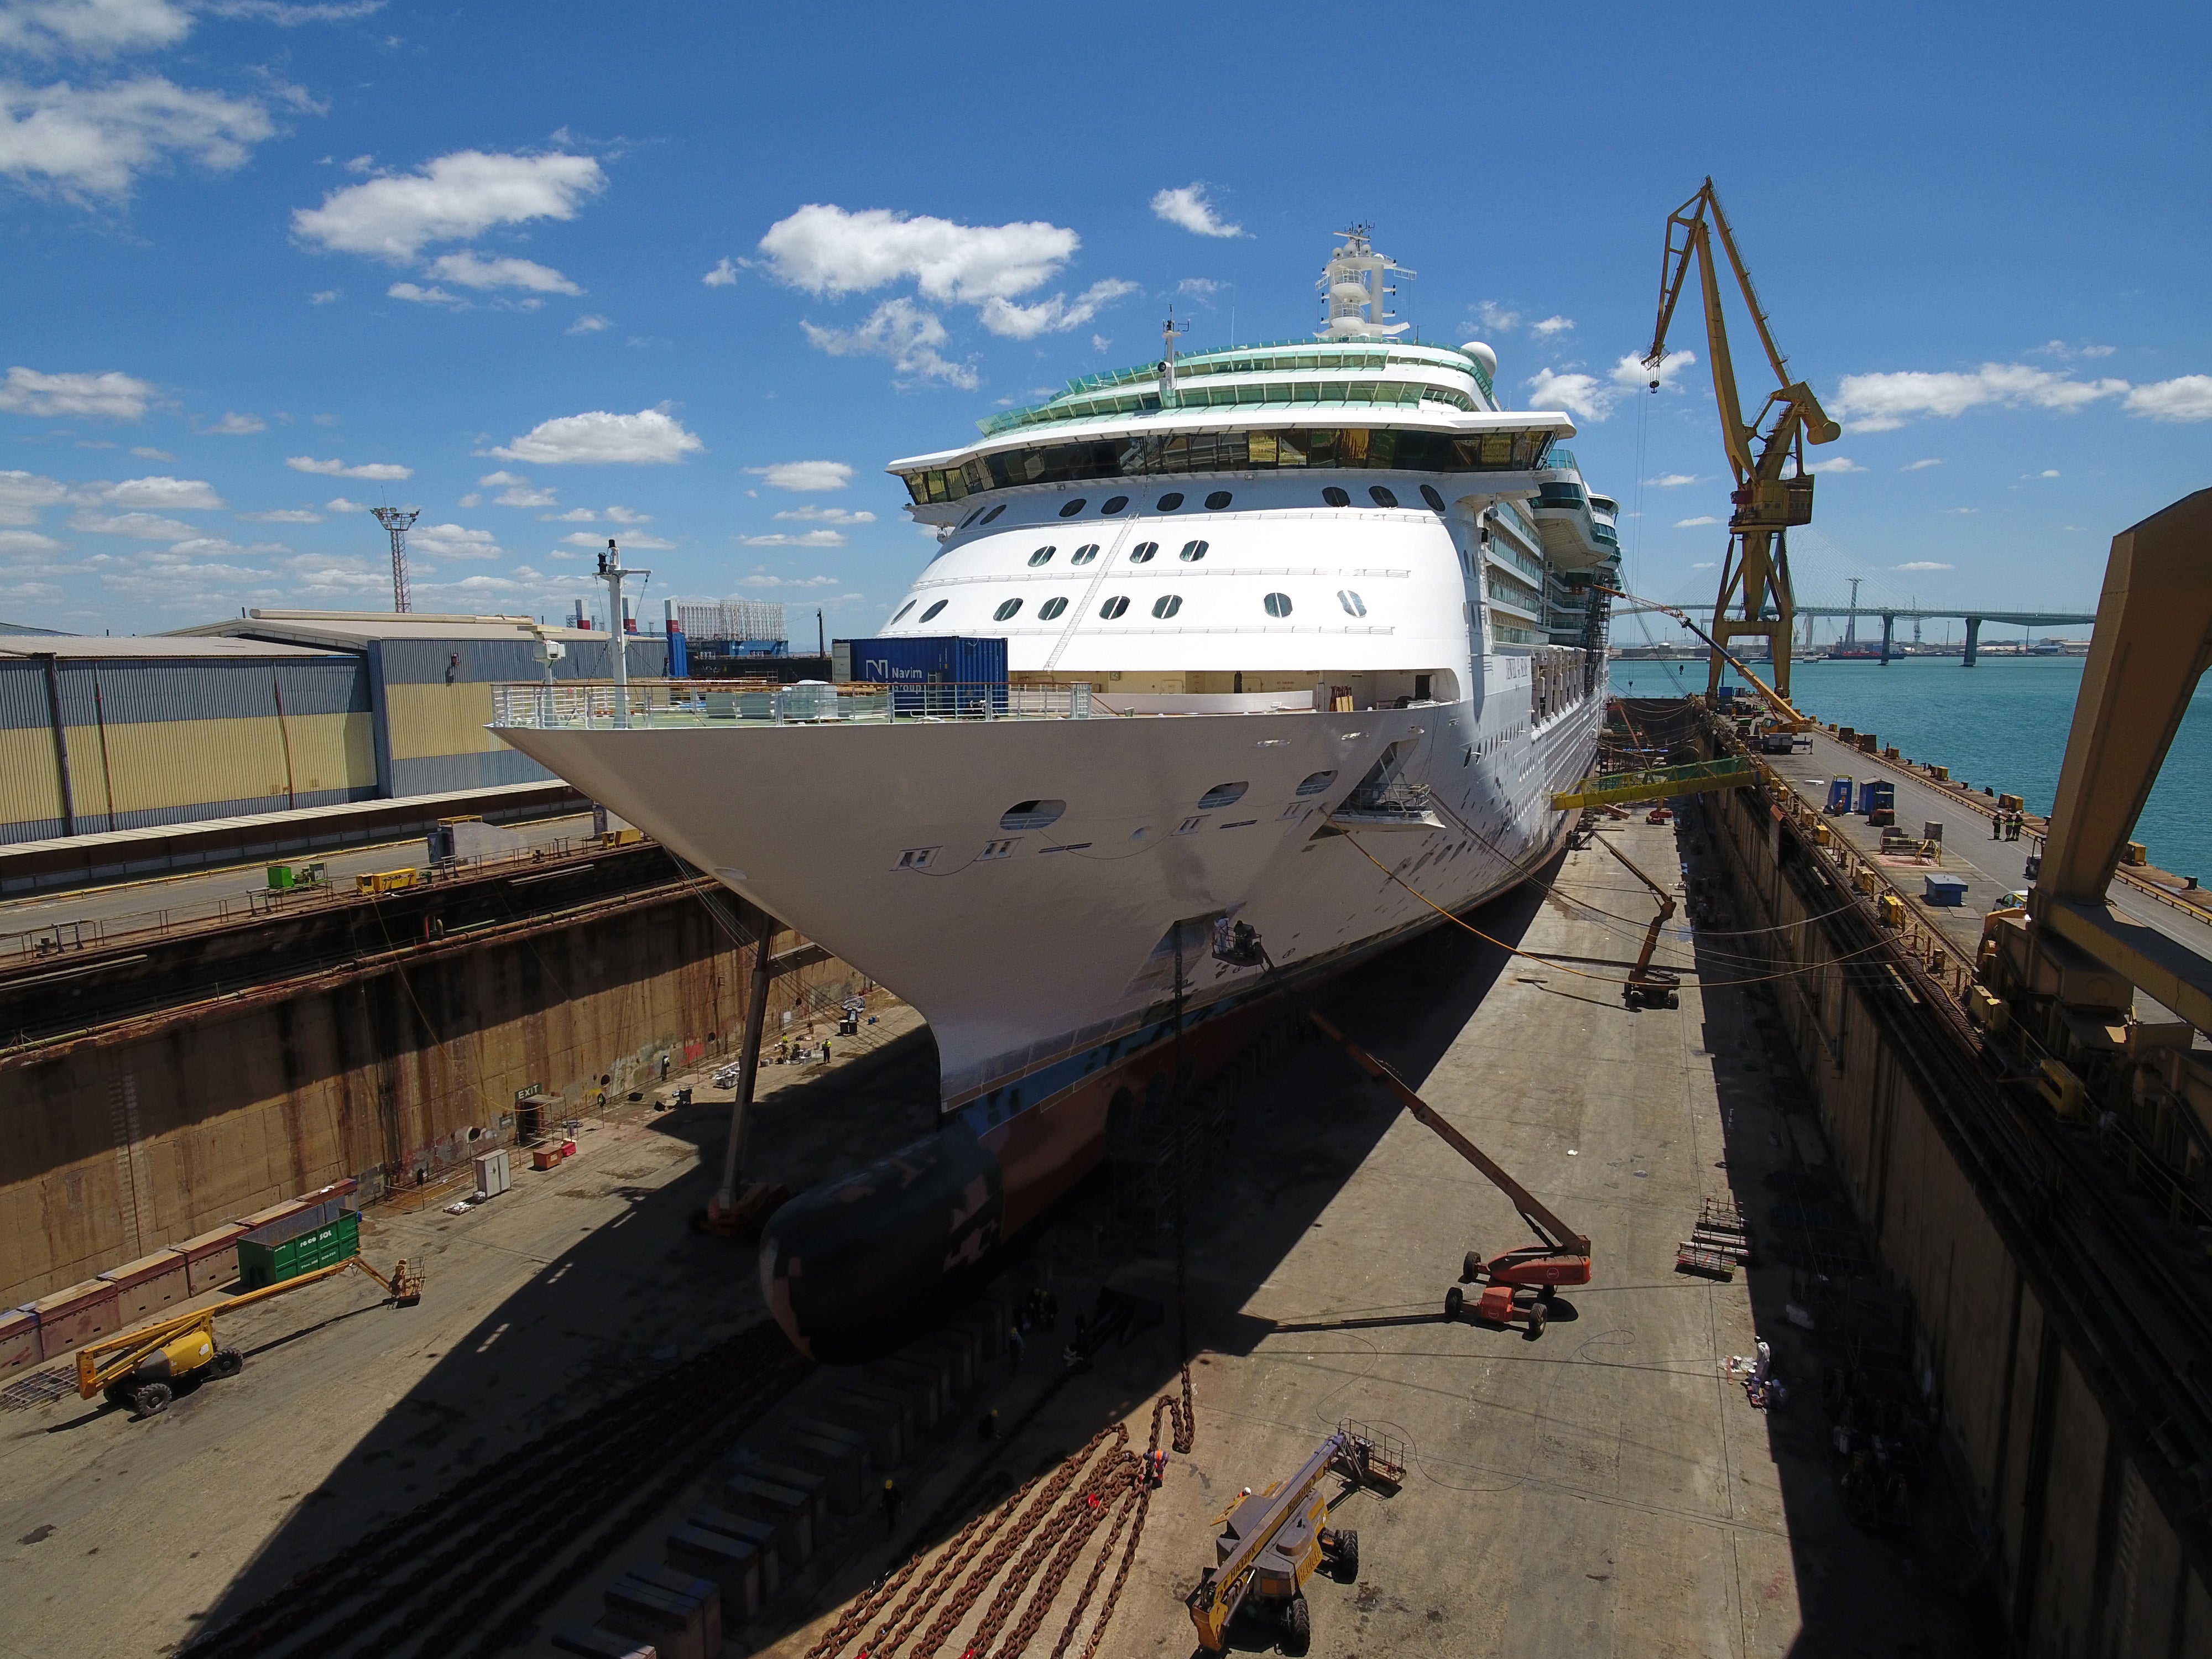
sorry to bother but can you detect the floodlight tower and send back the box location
[371,506,420,613]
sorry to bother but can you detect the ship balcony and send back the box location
[489,678,1105,731]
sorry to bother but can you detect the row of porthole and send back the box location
[896,587,1368,626]
[956,482,1447,531]
[998,770,1340,830]
[1020,539,1210,567]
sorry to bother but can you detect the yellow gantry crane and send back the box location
[1644,179,1841,703]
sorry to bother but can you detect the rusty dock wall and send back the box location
[1666,700,2212,1656]
[0,849,872,1308]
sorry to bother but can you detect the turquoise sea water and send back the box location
[1608,655,2212,881]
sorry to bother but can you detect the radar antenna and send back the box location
[1316,225,1413,340]
[1159,306,1190,403]
[371,505,420,614]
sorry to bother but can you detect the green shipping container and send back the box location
[237,1212,359,1291]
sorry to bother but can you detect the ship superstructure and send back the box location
[491,230,1620,1359]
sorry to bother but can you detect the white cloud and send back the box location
[489,406,701,465]
[2124,376,2212,422]
[324,495,367,512]
[0,0,194,58]
[105,473,223,508]
[1525,351,1695,424]
[1833,363,2130,431]
[237,508,322,523]
[203,2,385,24]
[309,288,339,304]
[0,364,154,418]
[0,526,69,554]
[1948,507,1980,514]
[1806,457,1864,474]
[0,75,278,200]
[734,568,841,583]
[408,521,501,560]
[1902,457,1944,471]
[292,149,604,260]
[0,469,68,524]
[1149,183,1243,238]
[604,504,648,523]
[1895,560,1955,570]
[977,278,1138,340]
[2034,339,2116,362]
[130,445,170,458]
[456,492,478,507]
[1530,315,1574,337]
[1646,473,1701,488]
[1175,277,1223,299]
[1691,560,1716,568]
[746,460,851,492]
[702,256,737,287]
[70,507,199,539]
[427,250,580,295]
[775,504,873,525]
[1674,515,1721,528]
[561,529,671,550]
[757,202,1077,304]
[1471,300,1519,333]
[287,453,411,479]
[801,296,974,387]
[207,410,265,434]
[566,312,609,335]
[2039,468,2060,478]
[741,530,845,548]
[542,507,595,521]
[476,472,557,508]
[387,281,466,307]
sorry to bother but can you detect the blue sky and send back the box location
[2,0,2206,641]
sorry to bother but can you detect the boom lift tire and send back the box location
[211,1348,243,1378]
[1463,1249,1483,1281]
[131,1382,173,1418]
[1444,1286,1464,1320]
[1281,1593,1311,1654]
[1324,1528,1360,1582]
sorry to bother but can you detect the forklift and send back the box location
[76,1253,421,1418]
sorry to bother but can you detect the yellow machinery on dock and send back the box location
[75,1253,421,1419]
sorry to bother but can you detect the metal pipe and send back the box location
[714,903,776,1213]
[36,653,74,837]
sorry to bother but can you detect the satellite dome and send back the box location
[1460,341,1498,380]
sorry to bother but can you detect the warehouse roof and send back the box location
[0,634,343,659]
[172,609,612,651]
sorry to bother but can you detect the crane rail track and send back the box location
[177,1320,812,1659]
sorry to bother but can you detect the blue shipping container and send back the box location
[834,637,1008,714]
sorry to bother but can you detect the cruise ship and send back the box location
[492,231,1621,1360]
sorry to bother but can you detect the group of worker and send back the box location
[1989,810,2028,842]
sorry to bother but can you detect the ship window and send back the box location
[1337,590,1366,617]
[1156,492,1185,511]
[982,503,1007,523]
[1295,770,1337,796]
[1071,543,1100,565]
[1102,495,1129,515]
[891,601,916,624]
[920,599,949,622]
[1000,799,1066,830]
[1039,597,1068,620]
[1263,592,1293,618]
[1058,497,1087,517]
[958,507,985,529]
[1179,539,1208,562]
[993,598,1023,621]
[1152,594,1183,619]
[1129,541,1158,564]
[1197,781,1249,809]
[1322,486,1351,507]
[1206,490,1233,510]
[1420,484,1447,512]
[1369,485,1399,508]
[1100,596,1130,619]
[1028,546,1055,566]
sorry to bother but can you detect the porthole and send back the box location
[1263,592,1292,618]
[891,601,916,624]
[1156,492,1185,512]
[982,503,1007,523]
[1337,589,1366,618]
[1102,495,1129,515]
[993,598,1023,621]
[1152,594,1183,619]
[1197,781,1249,810]
[1205,490,1233,510]
[1368,485,1399,508]
[920,599,949,622]
[1322,486,1350,508]
[1295,770,1337,796]
[1000,799,1066,831]
[1071,544,1099,565]
[1100,596,1130,619]
[1129,541,1158,564]
[1039,596,1068,620]
[1058,497,1087,518]
[1179,539,1208,562]
[959,506,985,529]
[1029,546,1056,566]
[1420,484,1447,512]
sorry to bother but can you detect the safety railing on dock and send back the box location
[489,679,1113,729]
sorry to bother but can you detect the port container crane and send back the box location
[1644,179,1841,703]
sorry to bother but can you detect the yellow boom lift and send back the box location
[76,1254,421,1419]
[1644,179,1841,703]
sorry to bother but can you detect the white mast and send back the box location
[1316,226,1413,340]
[598,538,650,727]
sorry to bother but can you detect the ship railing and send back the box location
[489,679,1114,730]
